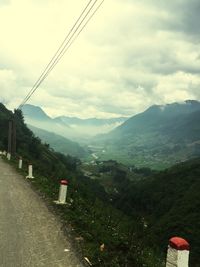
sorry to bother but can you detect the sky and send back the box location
[0,0,200,118]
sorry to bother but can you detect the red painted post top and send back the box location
[60,180,68,185]
[169,237,190,251]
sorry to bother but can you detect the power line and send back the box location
[18,0,101,108]
[18,0,95,109]
[35,0,104,88]
[20,0,104,108]
[18,0,104,109]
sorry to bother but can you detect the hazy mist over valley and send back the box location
[22,100,200,170]
[22,104,128,141]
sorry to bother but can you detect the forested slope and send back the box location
[28,124,88,158]
[111,158,200,266]
[0,103,163,266]
[0,103,199,266]
[94,100,200,169]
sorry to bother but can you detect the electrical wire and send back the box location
[18,0,94,109]
[36,0,104,87]
[18,0,104,109]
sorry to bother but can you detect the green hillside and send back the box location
[93,100,200,169]
[108,158,200,267]
[0,103,199,266]
[28,124,88,158]
[0,103,163,266]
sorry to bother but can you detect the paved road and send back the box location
[0,158,83,267]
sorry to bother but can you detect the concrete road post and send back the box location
[166,237,189,267]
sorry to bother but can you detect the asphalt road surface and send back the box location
[0,158,84,267]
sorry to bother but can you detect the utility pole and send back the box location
[12,119,16,155]
[7,120,12,154]
[7,117,17,156]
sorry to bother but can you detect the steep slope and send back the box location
[112,100,200,138]
[28,125,88,158]
[93,100,200,169]
[0,103,164,266]
[1,103,199,266]
[21,104,52,121]
[112,158,200,267]
[21,104,75,140]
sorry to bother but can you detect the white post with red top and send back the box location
[57,180,68,204]
[19,157,23,169]
[7,152,11,161]
[26,164,34,179]
[166,237,190,267]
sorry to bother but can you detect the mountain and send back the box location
[1,102,199,266]
[22,104,127,140]
[108,100,200,137]
[21,104,52,121]
[92,100,200,169]
[28,125,88,158]
[0,103,165,266]
[21,104,75,140]
[108,157,200,267]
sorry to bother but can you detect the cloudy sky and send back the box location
[0,0,200,118]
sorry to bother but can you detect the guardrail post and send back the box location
[54,180,68,204]
[18,157,23,169]
[166,237,189,267]
[7,152,11,161]
[26,164,34,179]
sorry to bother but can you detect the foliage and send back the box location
[92,101,200,169]
[1,103,199,266]
[0,104,164,266]
[28,124,88,158]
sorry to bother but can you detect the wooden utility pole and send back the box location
[7,118,16,155]
[12,119,16,155]
[7,120,12,154]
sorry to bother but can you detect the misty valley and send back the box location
[23,100,200,170]
[0,100,199,266]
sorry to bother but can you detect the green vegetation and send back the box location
[28,124,88,158]
[0,103,164,266]
[131,159,200,267]
[81,158,200,266]
[93,100,200,169]
[1,103,199,266]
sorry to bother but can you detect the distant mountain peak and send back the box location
[145,100,200,114]
[22,104,52,121]
[185,99,200,105]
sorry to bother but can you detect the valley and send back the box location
[22,100,200,170]
[1,102,200,266]
[90,100,200,169]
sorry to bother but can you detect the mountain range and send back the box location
[92,100,200,169]
[0,102,200,265]
[28,125,88,158]
[22,100,200,169]
[22,104,127,141]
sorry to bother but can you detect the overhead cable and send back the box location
[18,0,104,109]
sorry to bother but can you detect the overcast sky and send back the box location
[0,0,200,118]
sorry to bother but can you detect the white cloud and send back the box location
[0,0,200,118]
